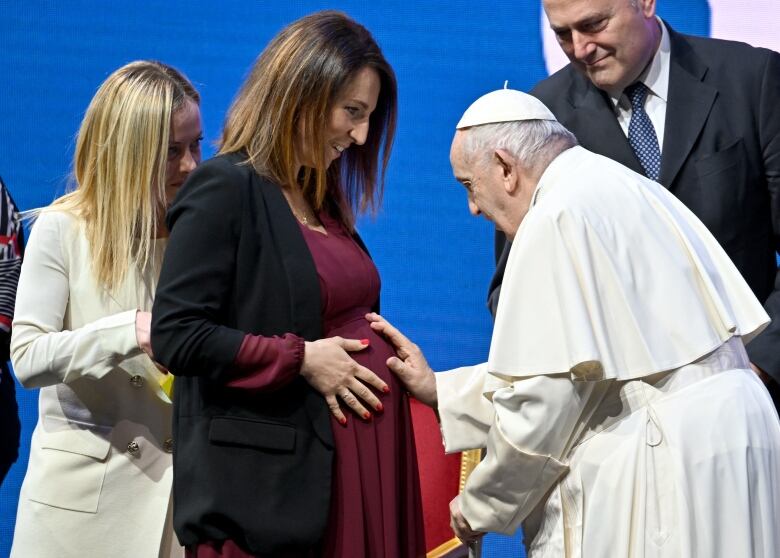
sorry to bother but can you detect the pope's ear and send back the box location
[638,0,656,18]
[494,148,518,192]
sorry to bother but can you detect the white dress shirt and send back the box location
[610,18,671,152]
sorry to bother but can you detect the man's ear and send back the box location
[494,149,518,193]
[638,0,656,18]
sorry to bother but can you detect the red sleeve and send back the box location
[226,333,304,391]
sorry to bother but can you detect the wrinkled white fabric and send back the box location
[440,340,780,557]
[489,146,768,382]
[537,340,780,558]
[10,211,180,558]
[436,146,780,557]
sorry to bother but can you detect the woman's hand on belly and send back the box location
[301,336,389,424]
[366,313,438,407]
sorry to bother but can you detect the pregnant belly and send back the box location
[325,314,399,386]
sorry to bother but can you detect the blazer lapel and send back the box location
[565,75,645,175]
[256,175,322,341]
[257,176,335,446]
[659,27,717,188]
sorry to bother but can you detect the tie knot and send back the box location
[625,82,649,108]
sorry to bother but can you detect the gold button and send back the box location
[129,375,144,388]
[163,438,174,453]
[127,441,140,455]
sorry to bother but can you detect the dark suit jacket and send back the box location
[151,153,376,554]
[491,23,780,384]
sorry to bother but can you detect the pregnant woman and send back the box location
[151,11,425,558]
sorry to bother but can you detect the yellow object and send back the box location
[159,374,174,399]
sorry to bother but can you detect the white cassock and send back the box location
[437,146,780,557]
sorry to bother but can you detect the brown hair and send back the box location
[219,10,397,228]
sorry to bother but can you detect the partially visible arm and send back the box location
[458,374,598,535]
[11,212,143,389]
[367,312,498,445]
[435,363,495,452]
[227,333,304,391]
[0,177,22,366]
[0,178,22,337]
[151,161,246,380]
[746,48,780,382]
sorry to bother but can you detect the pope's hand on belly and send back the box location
[301,337,389,425]
[365,312,438,408]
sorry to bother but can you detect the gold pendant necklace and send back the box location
[293,209,310,225]
[282,186,314,226]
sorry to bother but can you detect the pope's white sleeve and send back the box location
[458,373,598,535]
[435,363,495,452]
[11,212,143,389]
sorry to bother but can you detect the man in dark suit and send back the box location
[0,176,24,484]
[490,0,780,404]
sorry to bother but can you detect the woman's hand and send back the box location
[366,313,437,407]
[301,337,388,425]
[136,310,170,374]
[135,311,153,357]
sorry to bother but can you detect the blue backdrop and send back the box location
[0,1,743,555]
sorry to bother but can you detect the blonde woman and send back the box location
[10,60,201,557]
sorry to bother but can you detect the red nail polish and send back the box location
[376,402,384,412]
[363,412,371,420]
[382,386,391,393]
[339,417,347,425]
[360,338,370,345]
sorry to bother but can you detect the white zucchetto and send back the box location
[456,86,557,129]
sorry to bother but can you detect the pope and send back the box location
[368,88,780,557]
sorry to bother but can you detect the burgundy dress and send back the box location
[188,212,425,558]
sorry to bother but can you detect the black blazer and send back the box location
[151,153,374,554]
[491,23,780,381]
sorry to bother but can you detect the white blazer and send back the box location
[10,210,182,557]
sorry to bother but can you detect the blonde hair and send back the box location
[219,11,397,229]
[50,60,199,291]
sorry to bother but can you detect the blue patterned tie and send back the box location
[625,82,661,181]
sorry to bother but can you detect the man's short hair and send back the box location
[462,119,578,173]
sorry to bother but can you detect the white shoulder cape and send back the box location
[488,146,768,381]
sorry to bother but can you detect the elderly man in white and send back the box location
[368,88,780,557]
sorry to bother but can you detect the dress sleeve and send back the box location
[457,374,600,536]
[226,333,304,390]
[10,212,143,389]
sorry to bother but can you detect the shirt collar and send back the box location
[609,17,670,107]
